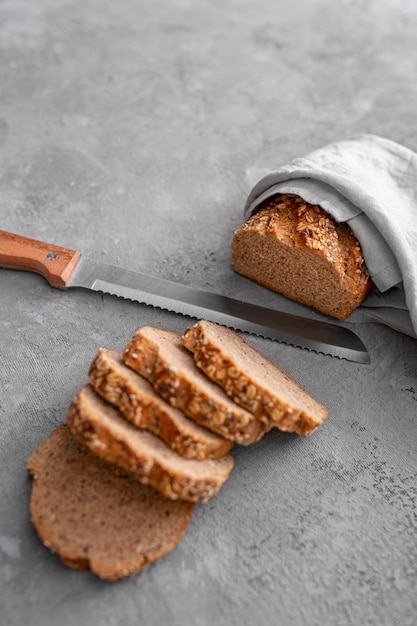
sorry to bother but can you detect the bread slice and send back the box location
[67,385,234,503]
[89,348,233,460]
[123,326,266,445]
[27,424,194,581]
[232,193,372,320]
[181,320,328,436]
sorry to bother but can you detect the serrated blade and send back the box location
[0,230,369,363]
[69,257,370,363]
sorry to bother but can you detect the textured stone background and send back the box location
[1,1,417,625]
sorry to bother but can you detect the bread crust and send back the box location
[89,348,233,460]
[123,327,266,445]
[232,194,372,320]
[181,320,328,436]
[67,385,234,503]
[27,424,194,581]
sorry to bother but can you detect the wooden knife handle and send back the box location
[0,230,81,289]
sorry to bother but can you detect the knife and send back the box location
[0,230,369,363]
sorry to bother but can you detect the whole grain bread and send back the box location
[89,348,233,460]
[123,326,266,445]
[67,385,234,503]
[181,320,328,435]
[232,193,372,320]
[27,424,194,581]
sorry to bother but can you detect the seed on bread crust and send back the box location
[231,193,372,320]
[88,348,233,460]
[67,385,234,503]
[181,320,328,436]
[123,327,266,444]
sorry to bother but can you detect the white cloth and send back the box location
[244,134,417,338]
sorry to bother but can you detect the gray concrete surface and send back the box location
[1,1,417,625]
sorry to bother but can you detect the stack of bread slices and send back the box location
[28,320,328,581]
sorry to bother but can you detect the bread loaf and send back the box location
[27,424,194,581]
[232,193,372,320]
[67,385,234,503]
[89,348,233,460]
[123,326,266,445]
[181,320,328,435]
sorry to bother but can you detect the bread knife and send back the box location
[0,230,369,363]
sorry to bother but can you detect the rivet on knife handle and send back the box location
[0,230,81,289]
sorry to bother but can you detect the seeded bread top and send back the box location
[232,193,371,320]
[89,348,233,460]
[123,327,265,444]
[67,385,234,502]
[243,194,369,289]
[181,320,328,435]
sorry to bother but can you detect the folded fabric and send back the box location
[244,134,417,338]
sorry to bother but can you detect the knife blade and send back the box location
[0,230,369,363]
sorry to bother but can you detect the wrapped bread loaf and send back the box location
[232,193,372,320]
